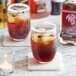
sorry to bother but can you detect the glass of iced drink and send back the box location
[7,3,30,41]
[31,22,57,63]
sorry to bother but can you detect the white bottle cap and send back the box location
[68,0,76,4]
[52,0,65,3]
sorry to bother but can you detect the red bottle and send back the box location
[60,0,76,45]
[30,0,51,19]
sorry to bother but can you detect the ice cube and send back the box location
[42,36,54,43]
[18,12,30,21]
[18,14,25,20]
[44,32,52,36]
[24,12,30,20]
[32,34,39,43]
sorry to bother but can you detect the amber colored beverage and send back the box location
[31,22,57,62]
[0,2,3,28]
[0,0,16,29]
[8,3,30,41]
[0,0,7,28]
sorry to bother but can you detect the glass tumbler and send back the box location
[0,47,15,76]
[31,22,57,63]
[7,3,30,41]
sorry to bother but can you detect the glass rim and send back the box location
[8,3,30,13]
[31,22,57,33]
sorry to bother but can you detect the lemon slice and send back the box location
[31,34,42,43]
[42,36,54,43]
[8,14,15,23]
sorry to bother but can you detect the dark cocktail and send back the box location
[31,22,57,62]
[8,3,30,41]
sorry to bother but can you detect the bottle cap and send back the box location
[52,0,65,3]
[68,0,76,4]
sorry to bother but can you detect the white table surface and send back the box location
[0,15,76,76]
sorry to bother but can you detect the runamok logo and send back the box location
[66,14,76,26]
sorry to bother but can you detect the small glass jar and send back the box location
[60,0,76,45]
[0,47,15,76]
[30,0,51,19]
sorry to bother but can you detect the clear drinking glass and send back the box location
[0,47,15,76]
[31,22,57,63]
[7,3,30,41]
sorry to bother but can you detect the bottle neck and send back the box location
[0,0,1,4]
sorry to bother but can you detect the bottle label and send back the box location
[34,0,51,13]
[61,9,76,39]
